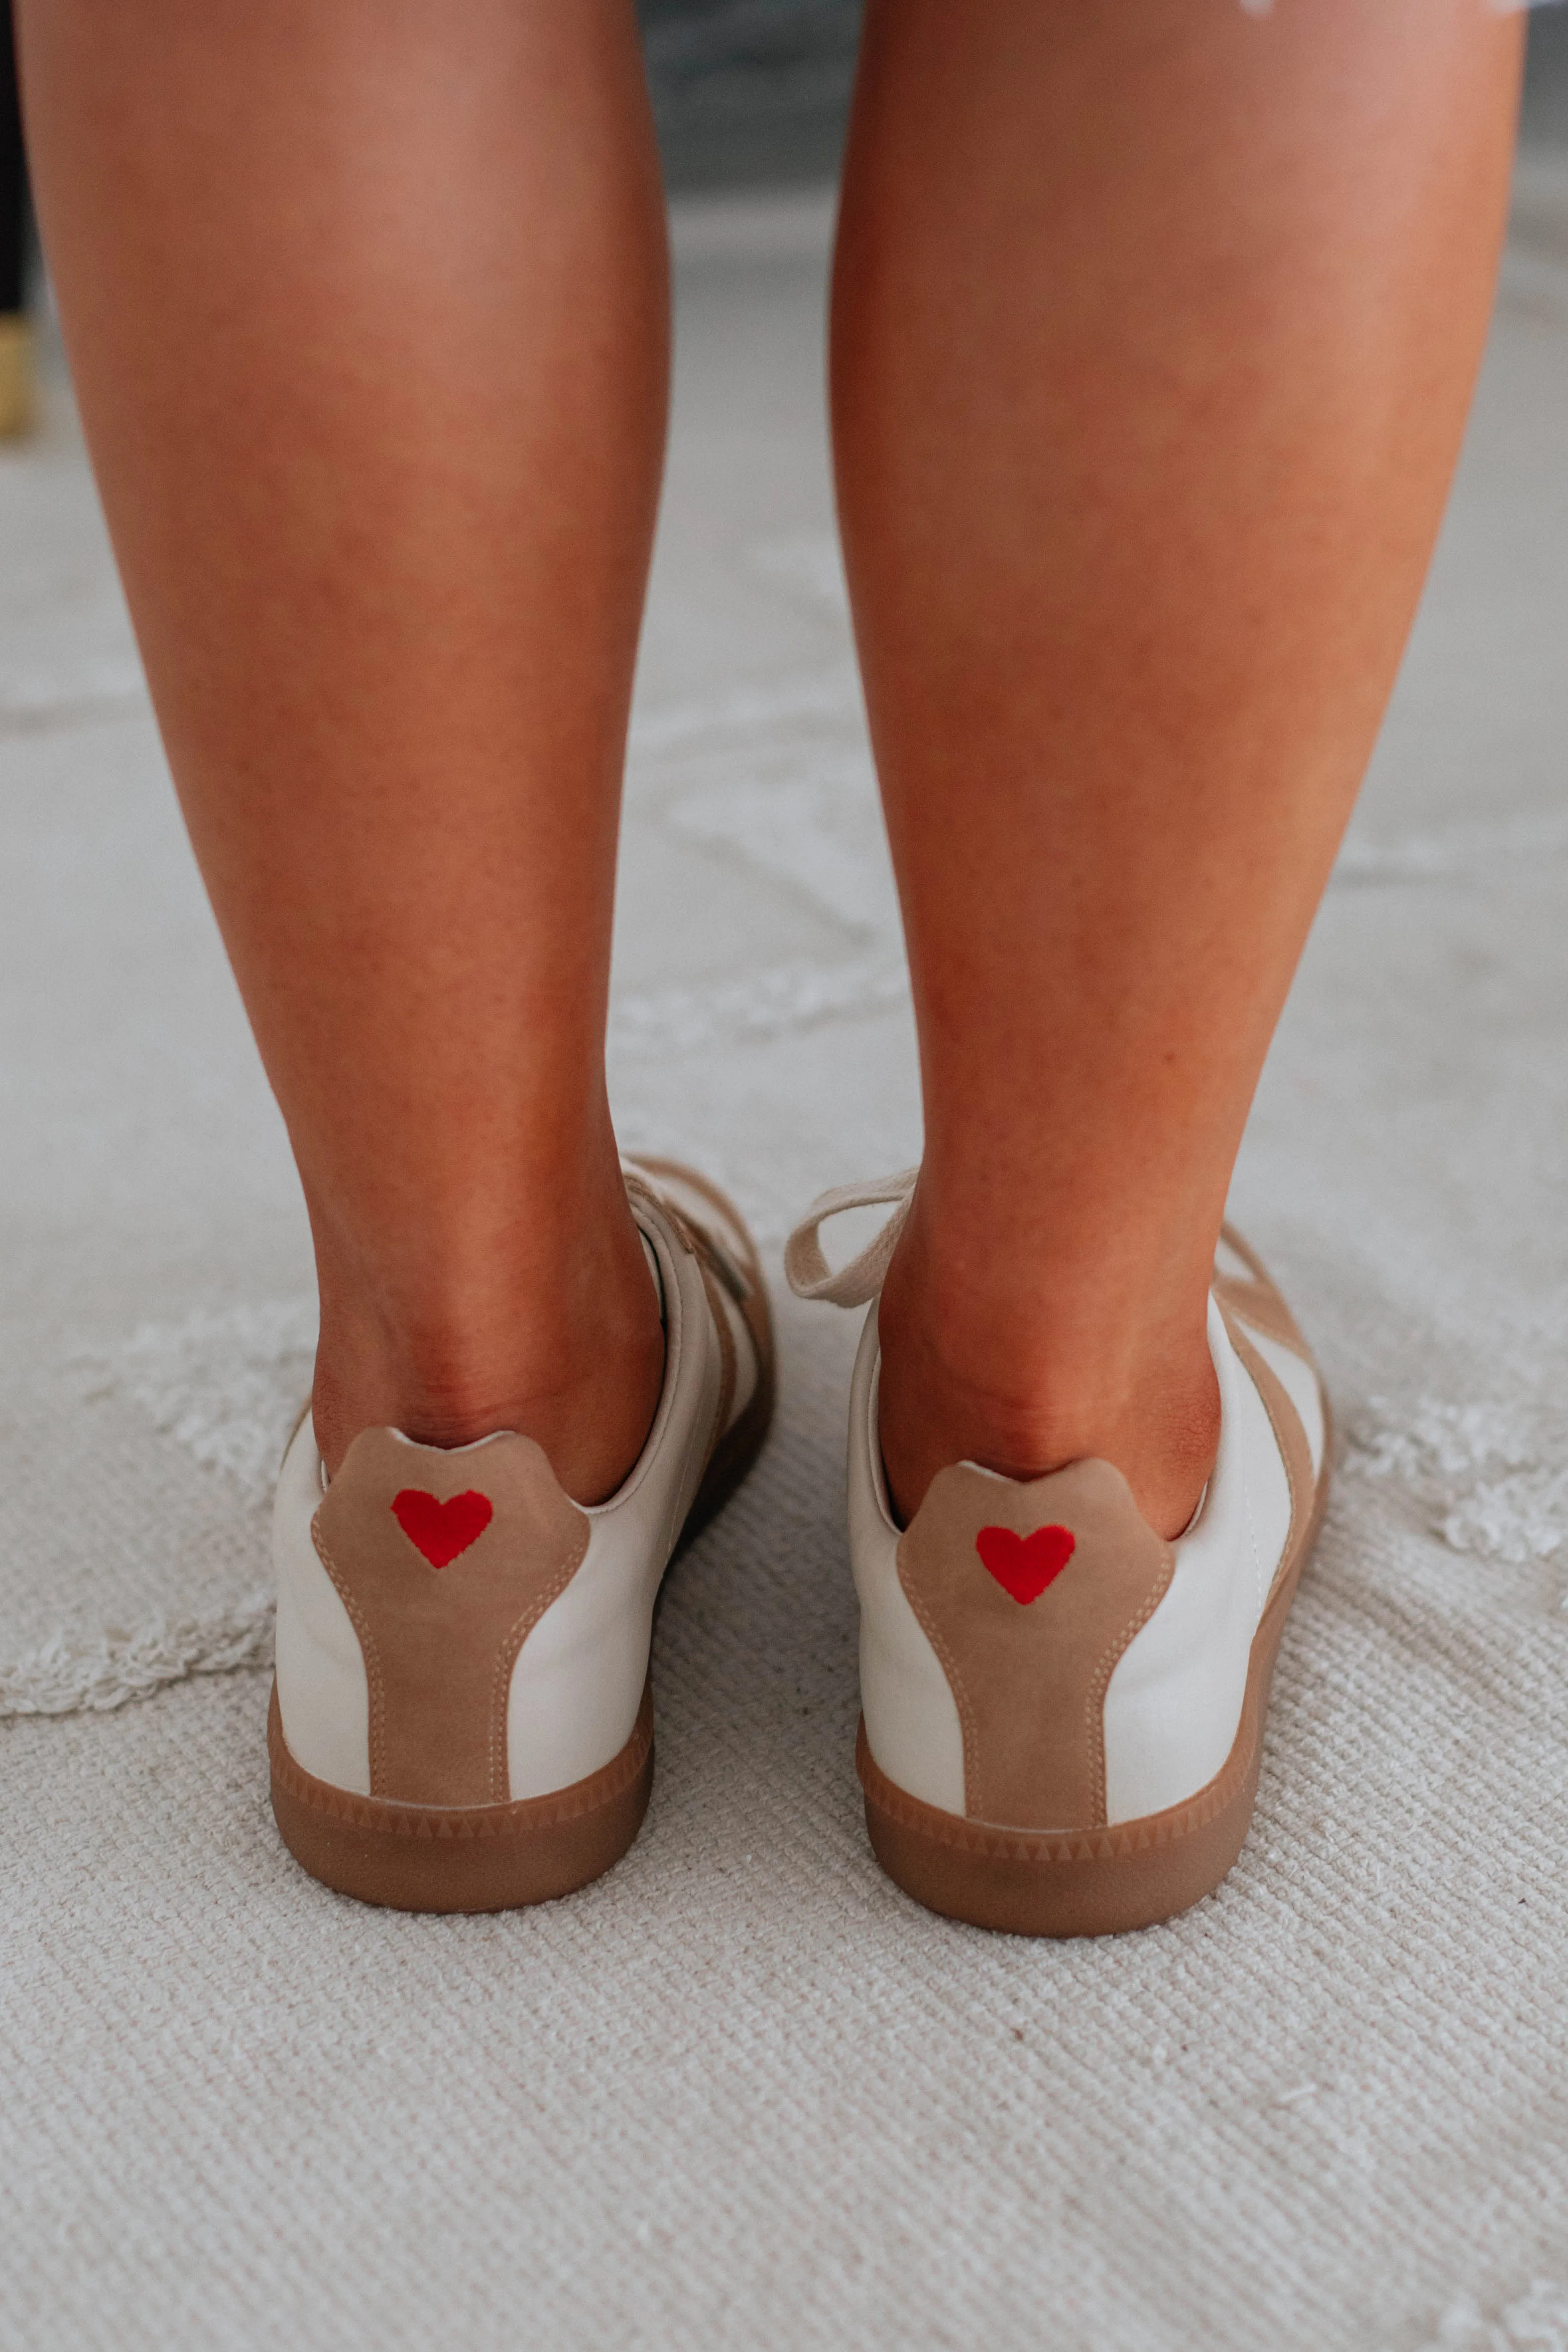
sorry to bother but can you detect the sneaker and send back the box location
[269,1157,773,1912]
[785,1171,1329,1936]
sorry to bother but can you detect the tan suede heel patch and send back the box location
[312,1429,590,1808]
[897,1460,1175,1833]
[1214,1222,1311,1358]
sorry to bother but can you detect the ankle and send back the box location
[309,1202,664,1504]
[875,1215,1219,1541]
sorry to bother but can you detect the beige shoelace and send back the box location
[783,1167,919,1308]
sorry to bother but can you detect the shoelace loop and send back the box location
[783,1167,919,1307]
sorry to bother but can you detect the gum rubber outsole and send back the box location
[860,1412,1332,1939]
[269,1246,775,1915]
[269,1680,656,1914]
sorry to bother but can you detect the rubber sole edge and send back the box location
[269,1681,655,1913]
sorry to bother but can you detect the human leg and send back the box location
[832,0,1522,1536]
[17,0,668,1499]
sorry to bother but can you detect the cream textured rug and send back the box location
[4,173,1568,2352]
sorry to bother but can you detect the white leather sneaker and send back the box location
[269,1158,773,1912]
[786,1171,1329,1936]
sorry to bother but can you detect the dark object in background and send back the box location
[1,0,32,435]
[638,0,863,190]
[1521,1,1568,145]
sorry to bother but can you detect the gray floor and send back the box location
[2,115,1568,2352]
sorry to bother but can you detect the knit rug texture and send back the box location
[4,174,1568,2352]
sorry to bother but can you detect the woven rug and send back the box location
[3,174,1568,2351]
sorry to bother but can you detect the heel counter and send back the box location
[308,1428,589,1807]
[896,1459,1174,1832]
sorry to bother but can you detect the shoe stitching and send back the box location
[897,1566,982,1818]
[1085,1554,1176,1825]
[858,1720,1253,1856]
[272,1686,654,1834]
[488,1528,593,1805]
[310,1520,386,1796]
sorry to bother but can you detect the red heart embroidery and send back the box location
[975,1523,1076,1604]
[391,1488,494,1568]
